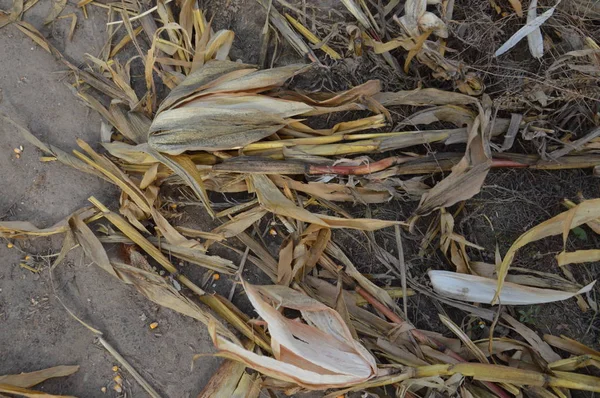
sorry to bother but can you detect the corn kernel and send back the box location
[113,374,123,385]
[7,243,13,249]
[101,386,107,393]
[212,273,220,281]
[113,384,122,393]
[112,366,119,372]
[150,322,159,329]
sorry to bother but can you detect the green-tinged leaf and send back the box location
[572,226,588,241]
[0,0,23,27]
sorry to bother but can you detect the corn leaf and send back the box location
[556,249,600,266]
[416,105,491,215]
[0,366,78,388]
[69,213,118,278]
[149,107,286,154]
[495,198,600,304]
[251,174,399,231]
[158,60,255,112]
[495,1,559,57]
[196,359,246,397]
[0,383,76,397]
[430,270,596,305]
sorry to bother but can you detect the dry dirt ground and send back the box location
[1,0,599,397]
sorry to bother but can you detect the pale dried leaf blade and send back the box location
[495,1,560,57]
[15,21,50,52]
[557,249,600,266]
[341,0,372,28]
[277,237,294,286]
[0,208,95,238]
[0,366,79,388]
[430,270,596,305]
[0,384,76,398]
[252,175,399,231]
[439,314,488,363]
[69,214,119,278]
[495,197,600,303]
[526,0,544,58]
[196,359,246,397]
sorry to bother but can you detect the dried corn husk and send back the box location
[212,281,377,389]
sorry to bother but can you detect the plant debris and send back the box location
[0,0,599,396]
